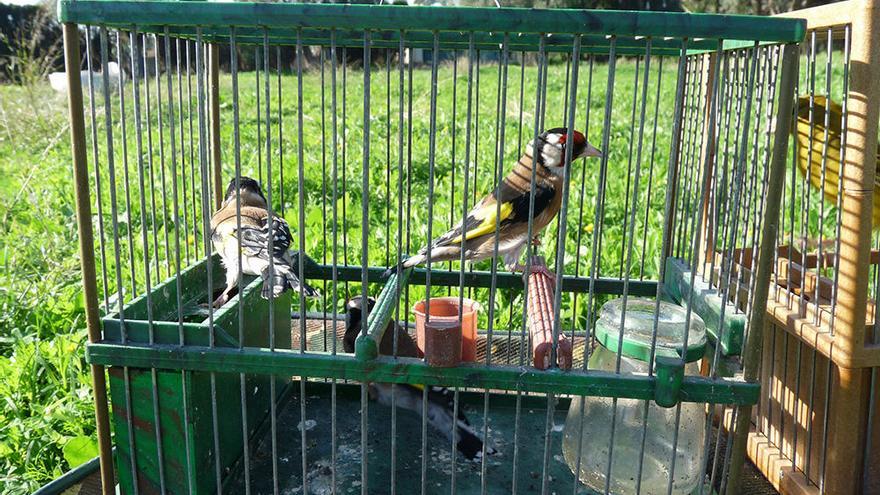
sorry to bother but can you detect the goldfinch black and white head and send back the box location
[344,295,421,357]
[527,127,603,173]
[343,295,375,354]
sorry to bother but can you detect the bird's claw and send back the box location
[530,236,542,247]
[507,262,556,283]
[211,292,230,309]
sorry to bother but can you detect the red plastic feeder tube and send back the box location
[526,256,573,370]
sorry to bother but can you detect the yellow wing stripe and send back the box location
[449,202,514,244]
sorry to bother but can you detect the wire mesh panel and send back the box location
[757,25,856,495]
[59,2,804,494]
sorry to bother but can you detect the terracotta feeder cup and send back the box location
[413,297,479,362]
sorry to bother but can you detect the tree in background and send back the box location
[0,1,62,85]
[683,0,830,14]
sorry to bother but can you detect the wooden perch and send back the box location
[777,243,880,270]
[775,257,835,303]
[714,245,879,334]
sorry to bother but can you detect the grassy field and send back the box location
[0,47,828,492]
[0,55,678,492]
[90,53,681,318]
[0,80,97,492]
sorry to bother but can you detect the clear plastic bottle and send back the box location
[562,298,707,495]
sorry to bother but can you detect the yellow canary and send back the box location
[795,95,880,228]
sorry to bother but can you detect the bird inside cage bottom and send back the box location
[223,381,589,494]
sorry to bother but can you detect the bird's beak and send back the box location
[582,143,603,158]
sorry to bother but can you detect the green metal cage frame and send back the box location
[58,1,806,45]
[58,2,804,493]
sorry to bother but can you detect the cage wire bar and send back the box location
[60,2,804,494]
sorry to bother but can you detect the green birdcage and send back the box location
[57,1,804,493]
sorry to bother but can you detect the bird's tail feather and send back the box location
[382,255,424,279]
[370,383,495,460]
[420,384,497,461]
[454,420,497,461]
[260,264,320,299]
[381,246,462,279]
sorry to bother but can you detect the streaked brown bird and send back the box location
[209,177,319,308]
[390,127,601,276]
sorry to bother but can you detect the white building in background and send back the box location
[49,61,122,94]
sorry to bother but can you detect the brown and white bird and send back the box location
[209,177,319,308]
[344,296,495,461]
[389,127,601,276]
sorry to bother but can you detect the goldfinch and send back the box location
[390,127,601,275]
[344,296,494,461]
[210,177,319,308]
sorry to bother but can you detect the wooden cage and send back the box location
[710,0,880,493]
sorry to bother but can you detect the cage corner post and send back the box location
[724,40,800,495]
[662,56,688,263]
[831,0,880,369]
[62,21,116,495]
[209,42,223,210]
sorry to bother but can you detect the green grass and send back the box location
[0,48,842,493]
[0,56,676,492]
[83,55,681,326]
[0,83,97,493]
[225,57,679,326]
